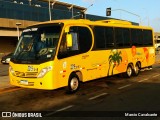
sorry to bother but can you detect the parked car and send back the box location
[1,53,13,64]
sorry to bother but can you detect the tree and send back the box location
[107,50,122,76]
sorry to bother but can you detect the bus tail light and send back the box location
[37,66,52,78]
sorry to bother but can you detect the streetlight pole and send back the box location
[111,9,141,25]
[49,0,59,21]
[83,4,93,19]
[72,4,74,18]
[49,0,51,21]
[142,8,150,26]
[28,0,31,6]
[16,23,21,40]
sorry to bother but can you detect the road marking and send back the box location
[56,105,73,112]
[89,93,108,100]
[118,84,131,90]
[0,87,23,95]
[45,105,74,116]
[152,74,160,78]
[138,78,149,82]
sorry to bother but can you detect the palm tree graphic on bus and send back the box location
[107,50,122,76]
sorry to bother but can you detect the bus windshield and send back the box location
[11,24,63,64]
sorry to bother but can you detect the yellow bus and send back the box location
[9,19,155,93]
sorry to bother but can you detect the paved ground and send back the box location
[0,63,160,119]
[156,53,160,63]
[0,76,11,89]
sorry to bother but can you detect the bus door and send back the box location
[56,25,93,84]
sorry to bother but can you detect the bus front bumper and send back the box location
[9,73,55,90]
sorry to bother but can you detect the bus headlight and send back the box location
[9,66,15,76]
[6,58,11,63]
[37,66,52,78]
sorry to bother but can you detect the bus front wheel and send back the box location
[66,74,80,93]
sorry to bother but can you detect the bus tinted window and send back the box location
[94,26,114,49]
[78,26,92,53]
[94,27,105,49]
[137,29,143,46]
[105,27,114,48]
[131,29,144,46]
[115,28,131,48]
[58,26,92,59]
[123,28,131,47]
[115,28,123,47]
[131,29,138,46]
[143,30,153,46]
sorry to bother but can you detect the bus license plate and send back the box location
[20,80,28,85]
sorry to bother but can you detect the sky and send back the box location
[59,0,160,32]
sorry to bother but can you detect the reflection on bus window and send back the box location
[12,25,62,64]
[70,32,79,50]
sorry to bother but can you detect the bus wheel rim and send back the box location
[127,67,132,76]
[135,65,139,74]
[70,77,79,91]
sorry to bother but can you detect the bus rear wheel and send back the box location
[66,74,80,94]
[123,65,133,78]
[133,63,140,76]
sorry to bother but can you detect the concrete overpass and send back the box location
[0,18,38,56]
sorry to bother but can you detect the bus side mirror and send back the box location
[65,26,70,33]
[66,33,72,47]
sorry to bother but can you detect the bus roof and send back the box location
[30,19,153,30]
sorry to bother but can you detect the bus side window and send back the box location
[59,34,67,53]
[70,32,79,50]
[58,26,92,59]
[143,30,153,46]
[115,27,123,47]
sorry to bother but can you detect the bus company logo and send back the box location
[2,112,11,117]
[28,66,38,72]
[28,66,33,71]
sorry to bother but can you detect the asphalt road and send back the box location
[0,63,160,120]
[0,64,8,76]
